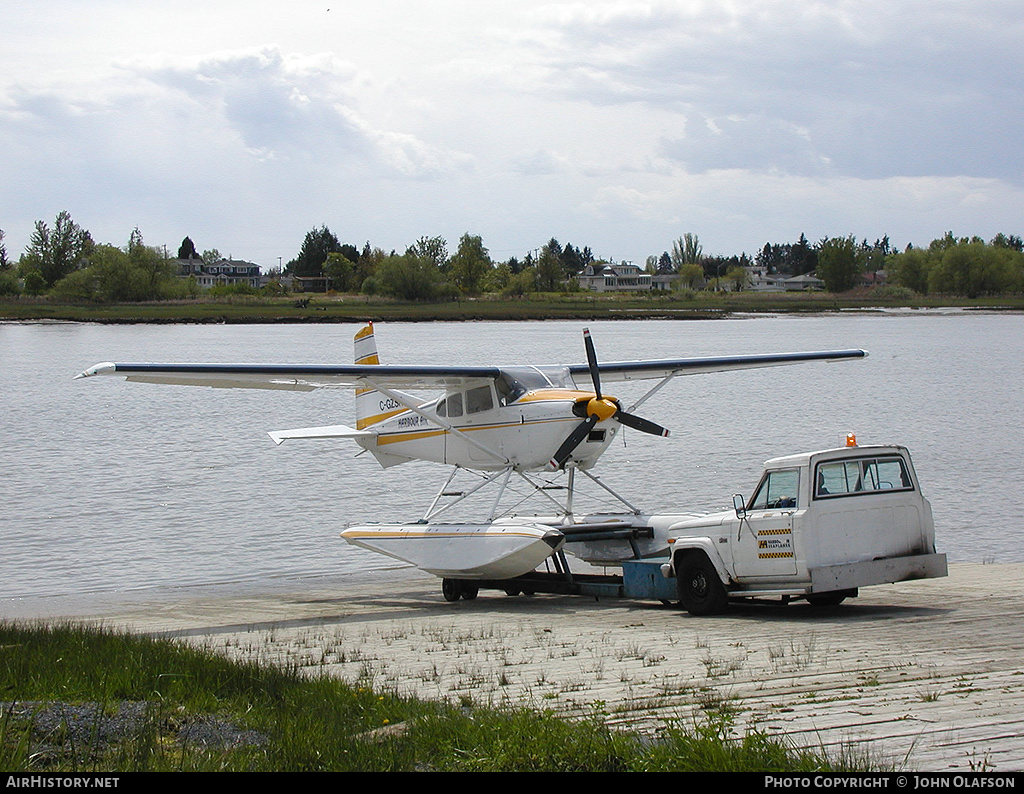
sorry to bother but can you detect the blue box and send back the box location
[621,558,677,602]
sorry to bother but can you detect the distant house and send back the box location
[578,263,652,292]
[781,273,825,291]
[177,257,261,288]
[261,272,294,291]
[651,273,678,291]
[861,270,888,287]
[745,267,784,292]
[291,275,331,293]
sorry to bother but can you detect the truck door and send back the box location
[730,468,799,579]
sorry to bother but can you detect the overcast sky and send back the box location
[2,0,1022,267]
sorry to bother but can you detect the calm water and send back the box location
[2,312,1022,602]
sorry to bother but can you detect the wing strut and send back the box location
[625,372,678,414]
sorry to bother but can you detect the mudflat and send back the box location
[6,562,1021,772]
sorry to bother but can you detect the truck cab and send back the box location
[665,443,947,614]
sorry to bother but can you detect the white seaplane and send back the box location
[77,324,866,598]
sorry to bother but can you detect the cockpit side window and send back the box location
[495,375,526,406]
[437,391,463,418]
[466,385,494,414]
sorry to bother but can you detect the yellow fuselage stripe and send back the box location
[356,407,406,430]
[355,389,603,438]
[374,415,578,445]
[343,530,548,539]
[517,389,596,402]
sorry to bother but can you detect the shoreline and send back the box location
[5,562,1023,771]
[3,295,1023,325]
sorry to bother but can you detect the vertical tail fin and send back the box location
[354,322,409,430]
[354,321,380,368]
[354,322,382,429]
[353,323,418,468]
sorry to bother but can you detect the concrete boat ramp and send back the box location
[5,562,1022,772]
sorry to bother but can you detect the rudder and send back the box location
[354,323,406,430]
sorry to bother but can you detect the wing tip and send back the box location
[74,362,117,379]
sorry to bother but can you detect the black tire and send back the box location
[461,584,479,600]
[676,552,728,616]
[442,578,462,602]
[806,590,852,607]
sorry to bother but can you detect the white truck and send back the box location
[663,442,947,614]
[448,441,947,615]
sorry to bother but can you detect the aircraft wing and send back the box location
[75,362,502,391]
[76,349,866,391]
[568,349,868,384]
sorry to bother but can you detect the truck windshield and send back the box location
[749,469,799,510]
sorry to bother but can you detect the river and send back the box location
[2,312,1021,603]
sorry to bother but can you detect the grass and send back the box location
[0,621,874,773]
[3,289,1024,324]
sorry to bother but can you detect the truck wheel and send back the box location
[806,590,852,607]
[676,552,728,616]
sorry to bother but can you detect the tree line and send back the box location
[886,233,1024,298]
[2,211,1023,301]
[0,212,196,301]
[287,226,601,300]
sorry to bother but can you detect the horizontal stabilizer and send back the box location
[267,424,375,446]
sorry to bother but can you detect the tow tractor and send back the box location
[456,438,947,614]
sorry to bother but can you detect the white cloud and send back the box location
[136,46,468,178]
[1,1,1023,266]
[518,0,1024,182]
[510,149,571,176]
[0,43,474,259]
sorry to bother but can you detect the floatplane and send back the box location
[77,324,866,600]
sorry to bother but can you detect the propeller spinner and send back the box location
[549,329,670,469]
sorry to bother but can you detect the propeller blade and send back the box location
[549,415,598,469]
[554,328,669,468]
[583,328,601,400]
[615,410,670,437]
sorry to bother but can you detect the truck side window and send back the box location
[863,457,912,490]
[815,456,913,498]
[750,469,799,510]
[817,461,861,496]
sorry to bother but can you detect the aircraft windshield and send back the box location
[497,366,573,404]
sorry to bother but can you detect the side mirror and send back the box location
[733,493,747,520]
